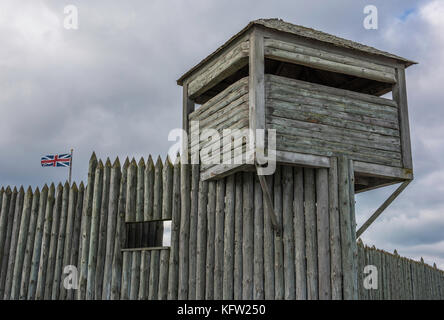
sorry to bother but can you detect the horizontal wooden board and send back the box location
[264,38,396,76]
[267,74,398,107]
[265,75,402,168]
[275,133,402,167]
[188,38,249,98]
[268,117,400,152]
[264,39,396,84]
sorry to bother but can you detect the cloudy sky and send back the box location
[1,0,443,268]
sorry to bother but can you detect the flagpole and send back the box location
[68,148,73,186]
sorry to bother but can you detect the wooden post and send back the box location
[253,175,264,300]
[51,182,70,299]
[120,251,131,299]
[328,158,342,300]
[69,182,84,300]
[178,160,191,299]
[148,250,160,300]
[136,158,145,247]
[0,187,11,292]
[19,187,41,299]
[316,168,331,300]
[0,187,13,298]
[223,175,235,299]
[44,183,63,299]
[304,168,318,300]
[86,161,104,299]
[102,158,121,299]
[338,156,358,300]
[242,172,254,299]
[158,249,169,300]
[130,251,141,299]
[205,181,216,300]
[126,159,137,247]
[10,187,32,299]
[282,166,295,300]
[95,158,111,297]
[274,167,284,300]
[145,156,155,245]
[28,185,48,300]
[196,180,208,299]
[214,178,226,299]
[293,168,306,300]
[188,164,199,299]
[138,250,151,300]
[392,67,413,169]
[59,183,78,300]
[153,157,163,245]
[263,175,274,299]
[249,27,265,165]
[110,158,128,300]
[162,157,173,220]
[36,184,55,300]
[167,157,181,299]
[233,173,244,300]
[78,153,97,300]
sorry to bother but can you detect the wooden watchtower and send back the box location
[177,19,415,194]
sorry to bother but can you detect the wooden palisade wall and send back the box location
[0,153,442,300]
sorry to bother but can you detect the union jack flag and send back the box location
[41,154,72,167]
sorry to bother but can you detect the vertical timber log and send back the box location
[167,157,181,299]
[304,168,318,300]
[338,156,358,300]
[294,168,307,300]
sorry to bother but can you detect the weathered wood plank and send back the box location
[188,164,199,299]
[293,168,306,300]
[77,154,97,300]
[167,157,181,300]
[205,181,216,300]
[28,185,49,300]
[11,187,33,300]
[188,38,249,98]
[138,250,150,300]
[223,175,235,299]
[393,67,413,169]
[253,175,264,300]
[130,251,141,299]
[264,38,396,75]
[86,162,103,300]
[1,188,18,299]
[316,168,331,300]
[242,172,254,299]
[328,158,342,300]
[338,156,357,300]
[148,249,160,300]
[178,162,190,299]
[304,168,318,300]
[35,184,55,300]
[102,158,121,300]
[44,183,63,300]
[266,74,398,107]
[233,173,244,300]
[158,249,170,300]
[214,178,226,299]
[282,166,295,300]
[0,187,14,298]
[110,158,129,300]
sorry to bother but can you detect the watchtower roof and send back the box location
[177,18,416,85]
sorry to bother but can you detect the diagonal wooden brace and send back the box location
[356,180,411,238]
[256,165,282,237]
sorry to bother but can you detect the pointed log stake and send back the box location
[255,166,281,237]
[356,180,411,238]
